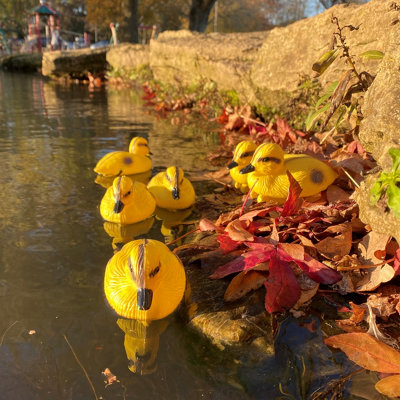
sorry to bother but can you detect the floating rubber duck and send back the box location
[117,318,169,375]
[103,217,155,252]
[227,140,258,193]
[95,170,152,189]
[94,136,152,177]
[100,176,156,224]
[240,143,338,203]
[147,166,195,210]
[104,239,186,321]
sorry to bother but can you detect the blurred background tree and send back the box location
[0,0,369,44]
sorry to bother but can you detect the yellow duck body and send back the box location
[94,137,152,177]
[227,140,258,193]
[100,176,156,224]
[241,143,338,203]
[147,166,195,210]
[104,239,186,321]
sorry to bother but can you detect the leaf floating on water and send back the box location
[325,332,400,374]
[375,374,400,397]
[102,368,119,387]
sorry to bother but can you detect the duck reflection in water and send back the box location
[154,206,194,245]
[117,318,169,375]
[102,217,154,252]
[95,170,152,189]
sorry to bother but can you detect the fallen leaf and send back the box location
[265,252,301,313]
[102,368,118,386]
[224,270,267,302]
[326,185,351,203]
[315,223,352,259]
[325,332,400,373]
[280,171,303,217]
[358,231,391,264]
[375,374,400,397]
[355,264,395,292]
[198,218,219,232]
[225,219,254,242]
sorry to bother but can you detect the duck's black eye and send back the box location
[257,156,281,164]
[149,264,160,278]
[239,151,253,158]
[124,190,132,197]
[128,258,136,280]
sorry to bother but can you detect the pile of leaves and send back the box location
[194,171,400,312]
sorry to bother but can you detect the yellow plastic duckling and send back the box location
[94,136,152,177]
[240,143,338,203]
[104,239,186,321]
[100,176,156,224]
[147,166,195,210]
[117,318,169,375]
[227,140,258,192]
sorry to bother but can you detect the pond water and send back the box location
[0,71,387,400]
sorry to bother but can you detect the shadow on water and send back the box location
[0,72,389,400]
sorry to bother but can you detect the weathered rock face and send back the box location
[252,0,399,106]
[353,28,400,243]
[42,47,108,78]
[106,43,150,71]
[149,30,267,102]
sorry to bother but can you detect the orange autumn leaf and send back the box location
[224,270,266,302]
[375,374,400,397]
[325,333,400,374]
[225,219,254,242]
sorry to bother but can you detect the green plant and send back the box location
[305,16,384,132]
[370,148,400,218]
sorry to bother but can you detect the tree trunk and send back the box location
[189,0,217,33]
[125,0,139,43]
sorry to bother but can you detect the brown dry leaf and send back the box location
[279,243,305,260]
[355,264,395,292]
[225,219,254,242]
[325,333,400,373]
[315,223,352,259]
[216,208,241,226]
[198,218,219,232]
[358,231,391,264]
[102,368,118,386]
[367,293,400,319]
[296,234,315,248]
[224,270,267,302]
[326,185,351,203]
[349,301,367,323]
[204,168,232,185]
[375,374,400,398]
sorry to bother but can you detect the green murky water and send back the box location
[0,71,388,400]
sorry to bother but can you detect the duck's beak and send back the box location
[114,200,124,213]
[240,164,255,174]
[172,187,180,200]
[227,160,238,169]
[137,288,153,310]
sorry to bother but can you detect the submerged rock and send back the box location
[176,232,273,360]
